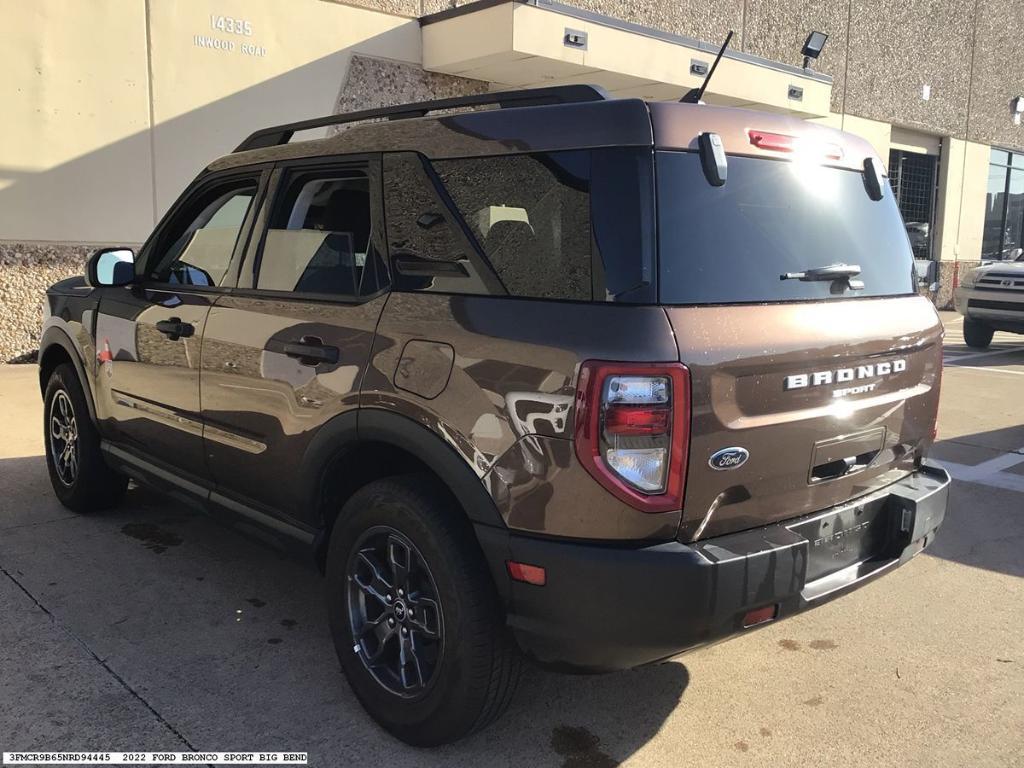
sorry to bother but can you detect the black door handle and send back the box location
[155,317,194,341]
[283,336,339,366]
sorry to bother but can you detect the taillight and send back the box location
[574,362,690,514]
[748,129,844,161]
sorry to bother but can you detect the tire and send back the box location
[963,319,994,349]
[43,363,128,513]
[326,475,522,746]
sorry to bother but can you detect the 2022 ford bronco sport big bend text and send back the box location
[40,84,949,746]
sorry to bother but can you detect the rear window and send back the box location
[657,151,915,304]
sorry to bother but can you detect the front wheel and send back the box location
[326,475,521,746]
[963,318,994,349]
[43,363,128,512]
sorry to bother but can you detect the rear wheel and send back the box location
[326,475,521,746]
[43,363,128,512]
[963,319,994,349]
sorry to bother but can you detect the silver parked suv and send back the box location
[954,253,1024,347]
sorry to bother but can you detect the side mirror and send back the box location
[86,248,135,287]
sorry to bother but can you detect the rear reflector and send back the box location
[507,561,546,586]
[742,604,778,628]
[604,405,671,435]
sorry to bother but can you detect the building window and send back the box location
[982,149,1024,261]
[888,149,938,260]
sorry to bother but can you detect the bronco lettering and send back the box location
[785,358,907,391]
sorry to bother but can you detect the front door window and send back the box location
[147,182,257,286]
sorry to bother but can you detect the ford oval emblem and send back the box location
[709,447,749,471]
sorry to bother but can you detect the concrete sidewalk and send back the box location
[1,324,1022,766]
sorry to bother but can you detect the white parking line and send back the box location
[938,445,1024,494]
[944,365,1024,376]
[941,462,1024,493]
[943,345,1024,364]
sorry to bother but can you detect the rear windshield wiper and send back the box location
[781,263,863,289]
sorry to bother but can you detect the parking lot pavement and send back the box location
[1,315,1022,767]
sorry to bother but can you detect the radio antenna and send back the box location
[681,30,734,103]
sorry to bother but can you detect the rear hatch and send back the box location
[654,144,943,541]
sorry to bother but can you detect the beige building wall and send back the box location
[0,0,419,245]
[934,139,990,263]
[0,0,154,244]
[810,113,892,161]
[146,0,419,218]
[0,0,422,361]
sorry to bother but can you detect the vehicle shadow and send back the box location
[926,426,1024,580]
[0,454,688,765]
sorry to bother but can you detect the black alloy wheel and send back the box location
[42,363,128,512]
[48,389,80,486]
[326,475,522,746]
[347,526,444,697]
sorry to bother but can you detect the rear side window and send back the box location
[382,153,502,296]
[383,150,655,302]
[433,153,592,301]
[257,168,383,297]
[657,152,915,304]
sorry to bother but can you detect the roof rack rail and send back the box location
[233,83,611,153]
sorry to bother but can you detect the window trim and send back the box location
[136,166,270,292]
[243,154,387,302]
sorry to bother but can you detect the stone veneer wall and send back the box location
[935,260,981,311]
[332,54,488,123]
[0,243,95,362]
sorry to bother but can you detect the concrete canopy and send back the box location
[421,0,832,118]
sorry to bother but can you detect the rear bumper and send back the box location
[491,462,949,672]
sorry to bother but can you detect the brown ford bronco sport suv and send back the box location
[39,84,949,746]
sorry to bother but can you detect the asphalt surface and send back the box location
[1,311,1022,767]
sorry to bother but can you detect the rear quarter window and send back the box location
[414,149,655,303]
[656,151,916,304]
[433,153,592,301]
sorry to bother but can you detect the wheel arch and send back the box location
[304,408,507,572]
[39,325,97,424]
